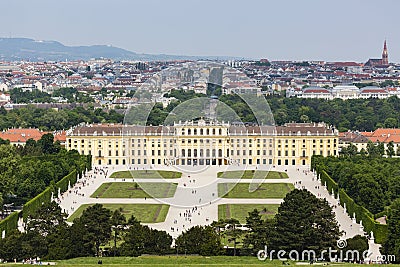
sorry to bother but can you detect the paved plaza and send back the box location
[57,164,381,259]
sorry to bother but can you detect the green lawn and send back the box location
[110,170,182,179]
[218,204,280,224]
[67,204,169,223]
[53,256,291,266]
[49,256,394,267]
[217,170,288,179]
[218,183,294,198]
[91,182,177,198]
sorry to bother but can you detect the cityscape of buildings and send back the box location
[0,41,399,110]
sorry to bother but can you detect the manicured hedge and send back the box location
[316,167,388,243]
[0,211,19,235]
[0,154,91,235]
[22,186,53,220]
[56,170,77,193]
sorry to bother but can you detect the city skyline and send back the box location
[1,0,400,62]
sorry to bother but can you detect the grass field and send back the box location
[91,182,177,198]
[217,170,288,179]
[67,204,169,223]
[218,204,280,224]
[110,170,182,179]
[48,256,395,267]
[53,256,290,266]
[218,183,294,198]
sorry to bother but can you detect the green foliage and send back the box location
[0,106,123,131]
[382,199,400,263]
[345,235,368,256]
[0,211,19,235]
[120,216,172,257]
[76,204,112,256]
[313,156,390,243]
[0,142,90,234]
[269,189,340,254]
[242,209,273,255]
[10,88,53,103]
[175,225,223,256]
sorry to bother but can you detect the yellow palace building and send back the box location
[66,120,338,167]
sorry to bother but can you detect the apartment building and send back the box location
[66,120,338,167]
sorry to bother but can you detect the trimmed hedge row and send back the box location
[0,155,92,234]
[0,212,19,235]
[316,168,388,243]
[56,170,77,193]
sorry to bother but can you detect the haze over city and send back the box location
[2,0,400,62]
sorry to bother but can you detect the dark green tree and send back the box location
[175,225,223,256]
[270,189,340,254]
[224,218,243,256]
[387,141,395,157]
[242,209,272,255]
[382,198,400,263]
[344,235,368,260]
[110,208,126,256]
[77,204,112,256]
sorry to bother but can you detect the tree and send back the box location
[387,141,395,158]
[382,198,400,263]
[0,145,20,196]
[224,218,243,256]
[344,235,368,260]
[242,209,272,255]
[77,204,112,256]
[175,225,223,256]
[341,143,358,157]
[384,117,398,128]
[25,201,68,237]
[119,217,147,257]
[110,208,126,256]
[211,219,227,239]
[37,133,59,154]
[270,189,340,255]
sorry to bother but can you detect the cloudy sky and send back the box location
[2,0,399,62]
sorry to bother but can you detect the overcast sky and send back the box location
[2,0,400,62]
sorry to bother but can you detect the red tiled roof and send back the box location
[0,128,44,143]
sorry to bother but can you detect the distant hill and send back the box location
[0,38,243,62]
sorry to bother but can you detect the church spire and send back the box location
[382,40,389,65]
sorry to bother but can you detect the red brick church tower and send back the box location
[382,40,389,65]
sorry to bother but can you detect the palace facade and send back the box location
[66,120,338,167]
